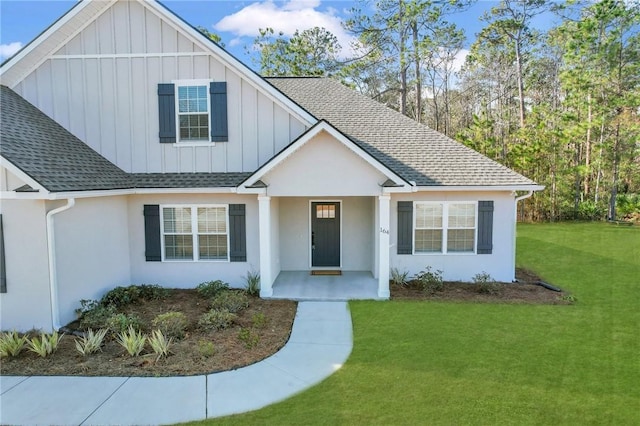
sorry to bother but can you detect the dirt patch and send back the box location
[1,290,296,377]
[391,268,571,304]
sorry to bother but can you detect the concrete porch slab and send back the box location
[270,271,381,301]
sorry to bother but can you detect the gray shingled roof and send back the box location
[267,77,536,187]
[0,85,249,192]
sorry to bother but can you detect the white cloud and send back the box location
[451,49,469,73]
[214,0,356,57]
[0,42,23,60]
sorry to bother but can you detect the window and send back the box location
[316,204,336,219]
[161,205,228,261]
[177,84,209,142]
[414,202,476,254]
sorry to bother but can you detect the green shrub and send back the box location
[414,266,444,294]
[237,328,259,349]
[78,302,117,330]
[196,280,229,298]
[198,309,237,331]
[75,329,108,356]
[137,284,169,300]
[116,326,146,357]
[106,313,143,335]
[252,312,267,329]
[210,290,249,313]
[390,267,409,286]
[616,193,640,216]
[0,331,28,358]
[148,329,172,361]
[197,339,216,358]
[472,272,502,295]
[244,270,261,296]
[27,332,63,357]
[101,285,142,308]
[152,311,188,339]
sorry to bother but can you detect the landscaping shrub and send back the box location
[106,313,144,335]
[414,266,444,294]
[152,311,188,339]
[472,272,502,295]
[210,290,249,313]
[0,331,28,358]
[116,326,146,357]
[252,312,267,329]
[238,328,260,349]
[101,285,142,308]
[149,329,172,361]
[198,309,237,331]
[78,301,117,330]
[75,329,108,356]
[390,267,409,286]
[244,270,261,296]
[27,332,63,357]
[197,339,216,358]
[137,284,169,300]
[196,280,229,298]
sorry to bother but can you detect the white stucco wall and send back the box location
[278,197,373,271]
[54,196,132,327]
[389,191,517,282]
[128,193,260,288]
[0,200,52,331]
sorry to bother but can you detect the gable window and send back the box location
[177,85,209,141]
[414,202,476,254]
[161,205,228,261]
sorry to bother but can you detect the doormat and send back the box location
[311,270,342,276]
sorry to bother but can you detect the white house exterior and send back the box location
[0,0,542,332]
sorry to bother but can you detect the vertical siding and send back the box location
[14,0,309,175]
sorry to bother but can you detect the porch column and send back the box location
[377,194,391,298]
[258,195,273,297]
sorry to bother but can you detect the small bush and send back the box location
[152,312,188,339]
[244,270,260,296]
[196,280,229,298]
[137,284,169,300]
[27,332,63,357]
[106,313,144,335]
[197,339,216,358]
[101,285,142,308]
[238,328,259,349]
[116,326,146,357]
[75,329,108,356]
[210,290,249,313]
[415,266,444,294]
[0,331,28,358]
[390,267,409,286]
[148,329,172,361]
[472,272,502,295]
[198,309,237,331]
[252,312,267,329]
[78,302,116,330]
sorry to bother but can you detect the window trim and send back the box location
[173,79,213,145]
[160,204,230,262]
[412,201,478,255]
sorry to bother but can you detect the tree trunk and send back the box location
[514,36,526,128]
[412,21,421,123]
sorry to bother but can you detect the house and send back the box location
[0,0,542,332]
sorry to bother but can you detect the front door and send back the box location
[311,202,341,267]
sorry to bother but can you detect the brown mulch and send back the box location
[1,290,296,377]
[391,268,572,305]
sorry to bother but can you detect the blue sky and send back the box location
[0,1,557,67]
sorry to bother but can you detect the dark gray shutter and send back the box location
[477,201,494,254]
[210,82,228,142]
[397,201,413,255]
[144,205,162,261]
[229,204,246,262]
[0,214,6,293]
[158,84,176,143]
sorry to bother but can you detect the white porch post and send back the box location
[258,195,273,297]
[377,194,391,298]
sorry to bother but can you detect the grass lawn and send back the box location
[195,223,640,425]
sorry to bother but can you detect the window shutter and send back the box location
[210,82,228,142]
[229,204,246,262]
[158,84,176,143]
[477,201,494,254]
[397,201,413,255]
[0,214,6,293]
[144,205,162,261]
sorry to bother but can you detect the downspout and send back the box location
[46,198,75,332]
[512,191,534,282]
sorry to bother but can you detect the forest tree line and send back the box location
[223,0,640,222]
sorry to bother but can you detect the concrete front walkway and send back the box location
[0,302,352,426]
[271,271,381,300]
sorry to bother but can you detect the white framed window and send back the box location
[175,80,211,143]
[414,202,477,254]
[161,205,229,261]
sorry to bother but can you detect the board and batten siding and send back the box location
[12,0,308,174]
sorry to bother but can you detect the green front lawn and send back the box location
[197,223,640,425]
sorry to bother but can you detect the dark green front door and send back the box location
[311,202,340,267]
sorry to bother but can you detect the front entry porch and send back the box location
[268,271,381,301]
